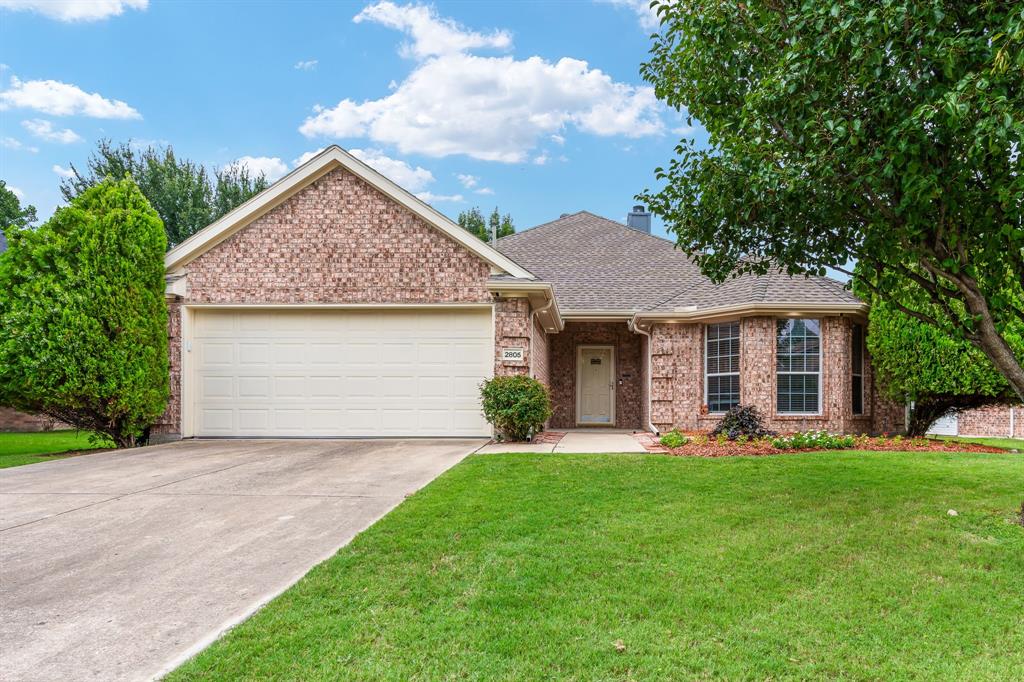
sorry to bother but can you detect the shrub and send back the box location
[771,431,856,451]
[660,430,688,448]
[711,404,774,440]
[480,375,552,441]
[0,177,168,448]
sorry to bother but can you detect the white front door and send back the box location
[577,346,614,424]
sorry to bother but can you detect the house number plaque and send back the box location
[502,347,525,364]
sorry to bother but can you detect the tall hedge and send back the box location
[0,177,169,447]
[866,298,1021,436]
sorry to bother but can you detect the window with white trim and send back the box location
[851,323,864,415]
[705,321,740,413]
[776,319,821,414]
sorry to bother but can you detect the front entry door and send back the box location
[577,347,614,424]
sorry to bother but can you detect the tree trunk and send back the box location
[962,287,1024,403]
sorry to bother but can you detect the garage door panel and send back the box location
[192,308,492,437]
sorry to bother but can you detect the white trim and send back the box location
[575,345,616,426]
[179,302,494,310]
[775,317,823,416]
[704,320,741,415]
[633,302,866,326]
[164,146,534,280]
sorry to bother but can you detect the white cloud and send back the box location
[294,59,318,71]
[475,187,494,195]
[0,76,141,119]
[414,191,463,203]
[550,133,565,145]
[597,0,662,32]
[533,153,549,165]
[22,118,82,143]
[1,136,38,153]
[456,173,477,189]
[0,0,148,22]
[349,147,434,191]
[353,1,511,59]
[227,155,289,181]
[292,147,326,167]
[52,163,76,178]
[299,3,664,162]
[8,185,25,200]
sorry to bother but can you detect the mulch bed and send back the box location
[633,432,1008,457]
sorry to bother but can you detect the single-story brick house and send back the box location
[152,146,903,441]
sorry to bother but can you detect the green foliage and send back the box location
[710,404,774,440]
[60,139,269,247]
[771,431,856,451]
[640,1,1024,393]
[0,180,37,232]
[479,375,551,441]
[0,178,169,448]
[457,206,515,243]
[659,430,688,448]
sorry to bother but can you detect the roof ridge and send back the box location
[495,210,588,243]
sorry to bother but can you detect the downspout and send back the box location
[529,296,557,379]
[629,316,659,435]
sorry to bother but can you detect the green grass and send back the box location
[171,451,1024,681]
[932,435,1024,451]
[0,430,111,468]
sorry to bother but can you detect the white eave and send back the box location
[631,301,868,327]
[163,145,535,280]
[486,279,564,332]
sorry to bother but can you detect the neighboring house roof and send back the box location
[164,146,534,280]
[495,211,861,316]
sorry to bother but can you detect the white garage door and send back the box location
[191,308,492,437]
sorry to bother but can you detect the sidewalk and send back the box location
[476,430,647,454]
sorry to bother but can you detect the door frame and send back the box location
[575,344,616,426]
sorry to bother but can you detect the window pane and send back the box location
[852,375,864,415]
[777,318,821,413]
[706,322,740,412]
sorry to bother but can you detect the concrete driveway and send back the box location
[0,438,482,682]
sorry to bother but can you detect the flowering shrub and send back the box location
[771,430,856,450]
[659,430,689,448]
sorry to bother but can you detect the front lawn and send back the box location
[171,451,1024,681]
[0,430,111,469]
[932,435,1024,451]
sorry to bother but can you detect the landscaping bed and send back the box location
[636,431,1007,456]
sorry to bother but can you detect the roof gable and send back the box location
[164,146,533,279]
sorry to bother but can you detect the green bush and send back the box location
[659,430,688,448]
[0,177,168,448]
[480,375,552,441]
[771,431,856,451]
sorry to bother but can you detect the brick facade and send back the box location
[957,405,1023,438]
[531,316,551,386]
[154,166,537,437]
[649,316,901,435]
[548,321,643,429]
[0,407,70,432]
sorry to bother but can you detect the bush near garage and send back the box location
[480,375,552,442]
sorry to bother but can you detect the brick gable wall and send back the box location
[154,167,535,437]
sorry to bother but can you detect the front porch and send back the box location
[547,320,647,431]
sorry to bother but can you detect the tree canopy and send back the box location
[0,178,169,447]
[1,179,37,232]
[61,139,269,247]
[458,206,515,242]
[640,2,1024,398]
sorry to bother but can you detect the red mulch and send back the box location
[633,432,1008,457]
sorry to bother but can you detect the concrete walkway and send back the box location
[476,430,647,454]
[0,438,482,682]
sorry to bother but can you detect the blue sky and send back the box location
[0,0,705,238]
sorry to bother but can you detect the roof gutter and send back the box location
[627,317,659,435]
[486,280,564,332]
[631,301,867,329]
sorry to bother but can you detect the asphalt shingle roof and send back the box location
[494,211,860,313]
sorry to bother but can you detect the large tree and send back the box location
[61,139,269,247]
[457,206,515,242]
[0,178,169,447]
[1,180,38,232]
[640,2,1024,398]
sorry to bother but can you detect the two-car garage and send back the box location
[186,307,493,438]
